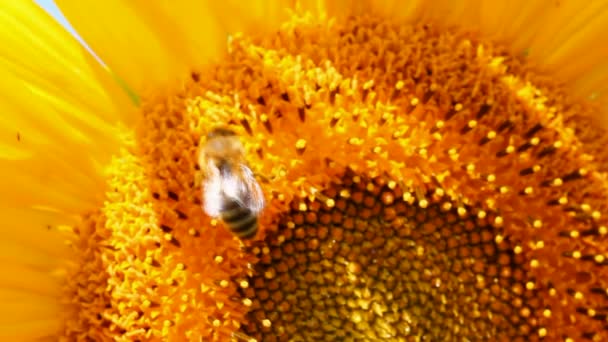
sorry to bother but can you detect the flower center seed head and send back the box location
[241,174,532,341]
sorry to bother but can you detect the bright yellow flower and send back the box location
[3,1,608,341]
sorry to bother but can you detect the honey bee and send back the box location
[199,127,265,239]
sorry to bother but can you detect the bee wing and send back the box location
[203,160,265,216]
[202,166,224,218]
[226,164,265,214]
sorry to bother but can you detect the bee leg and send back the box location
[231,331,257,342]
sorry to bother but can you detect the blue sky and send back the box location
[35,0,78,38]
[34,0,101,61]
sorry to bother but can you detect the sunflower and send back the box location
[3,0,608,341]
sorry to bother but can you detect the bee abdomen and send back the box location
[220,198,258,239]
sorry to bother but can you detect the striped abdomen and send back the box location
[219,196,258,239]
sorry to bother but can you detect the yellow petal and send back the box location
[56,0,189,94]
[205,0,292,35]
[0,261,64,298]
[0,67,118,213]
[120,0,297,73]
[0,319,62,340]
[366,0,425,22]
[0,241,67,274]
[125,1,225,71]
[0,302,62,326]
[0,2,133,123]
[0,3,132,338]
[0,2,134,213]
[0,203,78,258]
[321,0,373,19]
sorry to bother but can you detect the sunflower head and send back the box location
[4,1,608,341]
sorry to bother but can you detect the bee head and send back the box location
[207,127,237,140]
[200,127,245,170]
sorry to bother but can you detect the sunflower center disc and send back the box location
[241,176,530,341]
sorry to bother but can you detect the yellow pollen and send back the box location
[594,255,605,263]
[441,202,452,211]
[403,192,413,203]
[339,189,351,198]
[494,216,504,226]
[295,139,307,150]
